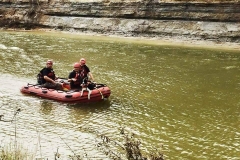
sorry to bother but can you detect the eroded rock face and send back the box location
[0,0,240,43]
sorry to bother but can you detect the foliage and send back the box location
[83,126,165,160]
[121,128,164,160]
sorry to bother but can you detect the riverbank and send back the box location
[1,0,240,51]
[16,28,240,51]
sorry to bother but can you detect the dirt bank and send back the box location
[19,28,240,51]
[1,0,240,51]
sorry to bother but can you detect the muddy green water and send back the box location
[0,30,239,159]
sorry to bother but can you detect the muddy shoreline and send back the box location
[2,27,240,51]
[1,0,240,51]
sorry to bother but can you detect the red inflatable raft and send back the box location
[20,83,111,103]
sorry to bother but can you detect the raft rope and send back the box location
[80,84,104,100]
[97,88,104,99]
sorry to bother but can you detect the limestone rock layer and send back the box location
[0,0,240,43]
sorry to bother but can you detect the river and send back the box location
[0,30,239,160]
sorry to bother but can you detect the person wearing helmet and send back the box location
[39,60,64,90]
[79,58,94,84]
[68,62,81,89]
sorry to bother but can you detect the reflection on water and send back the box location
[39,100,56,115]
[0,30,239,159]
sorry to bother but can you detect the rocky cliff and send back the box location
[0,0,240,43]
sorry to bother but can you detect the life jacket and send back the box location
[73,72,80,85]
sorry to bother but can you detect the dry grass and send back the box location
[0,142,34,160]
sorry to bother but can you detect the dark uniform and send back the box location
[41,67,62,90]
